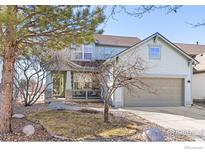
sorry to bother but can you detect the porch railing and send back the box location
[72,90,101,99]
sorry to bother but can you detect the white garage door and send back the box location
[124,78,184,107]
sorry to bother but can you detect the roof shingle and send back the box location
[95,34,140,47]
[175,43,205,56]
[95,34,205,56]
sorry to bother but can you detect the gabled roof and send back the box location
[105,32,198,64]
[95,34,205,57]
[175,43,205,56]
[94,34,140,47]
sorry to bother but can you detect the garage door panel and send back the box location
[124,78,184,107]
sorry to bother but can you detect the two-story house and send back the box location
[44,34,141,102]
[0,32,205,107]
[44,32,205,107]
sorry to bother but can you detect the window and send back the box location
[83,44,93,60]
[72,44,93,60]
[72,73,93,90]
[84,53,92,60]
[149,47,161,59]
[72,72,99,90]
[74,52,83,60]
[84,45,93,53]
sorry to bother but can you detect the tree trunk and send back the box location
[104,100,109,123]
[0,46,15,133]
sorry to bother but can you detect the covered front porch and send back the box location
[45,70,102,101]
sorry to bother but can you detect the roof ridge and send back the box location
[175,42,205,46]
[95,33,140,39]
[95,33,205,46]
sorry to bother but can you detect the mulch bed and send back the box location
[0,104,61,141]
[0,103,193,142]
[0,119,56,141]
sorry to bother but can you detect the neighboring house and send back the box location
[193,52,205,101]
[44,32,205,107]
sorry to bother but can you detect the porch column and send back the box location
[45,71,53,99]
[65,71,72,101]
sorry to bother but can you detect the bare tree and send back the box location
[13,54,61,106]
[101,5,182,28]
[119,5,182,18]
[90,55,151,122]
[189,19,205,28]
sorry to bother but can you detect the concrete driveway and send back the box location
[120,106,205,141]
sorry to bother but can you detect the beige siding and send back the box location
[124,78,184,107]
[118,37,190,76]
[112,36,192,107]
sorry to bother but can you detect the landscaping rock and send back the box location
[22,125,35,136]
[143,128,164,141]
[12,114,25,119]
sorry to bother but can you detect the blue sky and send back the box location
[101,6,205,44]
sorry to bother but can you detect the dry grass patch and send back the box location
[98,126,135,138]
[27,110,139,140]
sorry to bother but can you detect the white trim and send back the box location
[66,71,72,90]
[190,65,193,105]
[157,34,197,63]
[83,44,93,60]
[104,32,198,65]
[72,44,93,61]
[149,45,161,60]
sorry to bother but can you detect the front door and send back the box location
[52,72,66,98]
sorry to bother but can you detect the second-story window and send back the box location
[83,44,93,60]
[74,52,83,60]
[149,46,161,59]
[72,44,93,60]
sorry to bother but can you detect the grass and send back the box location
[27,110,140,140]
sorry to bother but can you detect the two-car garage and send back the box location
[124,78,184,107]
[111,33,195,108]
